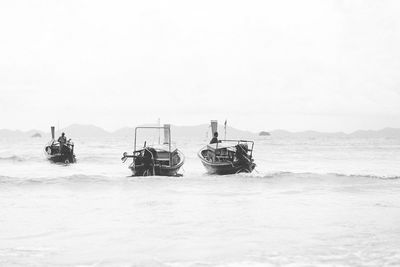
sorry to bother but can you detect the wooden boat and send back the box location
[121,125,185,176]
[44,126,76,164]
[198,120,256,175]
[198,140,256,175]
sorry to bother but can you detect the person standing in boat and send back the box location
[210,132,221,144]
[58,132,67,153]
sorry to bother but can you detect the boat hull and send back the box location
[200,161,248,175]
[45,144,76,164]
[129,164,183,176]
[128,149,185,177]
[198,147,255,175]
[46,153,76,164]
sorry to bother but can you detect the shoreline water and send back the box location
[1,137,400,266]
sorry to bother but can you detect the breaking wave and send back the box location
[0,155,27,162]
[1,171,399,186]
[239,171,400,180]
[0,155,44,162]
[328,172,400,180]
[0,174,119,185]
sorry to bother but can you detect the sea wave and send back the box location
[1,171,399,186]
[0,174,119,185]
[0,155,27,162]
[0,155,44,162]
[74,155,120,163]
[328,172,400,180]
[0,154,110,163]
[242,171,400,180]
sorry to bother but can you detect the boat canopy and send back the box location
[207,143,236,152]
[140,144,178,153]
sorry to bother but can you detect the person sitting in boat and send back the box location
[210,132,221,144]
[58,132,67,153]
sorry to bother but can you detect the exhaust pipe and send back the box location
[163,124,171,145]
[51,126,55,140]
[211,120,218,136]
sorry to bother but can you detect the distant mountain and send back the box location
[0,129,45,139]
[113,127,135,138]
[1,125,399,140]
[60,124,111,138]
[270,129,347,139]
[0,129,25,139]
[113,124,258,141]
[171,124,258,141]
[349,127,400,139]
[270,128,400,139]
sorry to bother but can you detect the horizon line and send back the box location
[1,123,400,135]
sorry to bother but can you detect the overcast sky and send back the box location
[1,0,399,132]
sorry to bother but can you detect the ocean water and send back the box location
[1,137,400,266]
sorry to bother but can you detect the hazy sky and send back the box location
[1,0,400,132]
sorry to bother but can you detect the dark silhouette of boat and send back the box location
[121,125,185,176]
[198,120,256,175]
[44,126,76,164]
[198,140,256,175]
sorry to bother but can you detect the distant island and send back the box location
[259,131,271,136]
[31,133,42,138]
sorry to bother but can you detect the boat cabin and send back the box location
[205,143,236,162]
[121,124,185,176]
[133,145,181,167]
[202,141,253,163]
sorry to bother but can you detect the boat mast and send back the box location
[163,124,172,167]
[158,118,161,144]
[51,126,55,140]
[211,120,218,136]
[224,119,227,140]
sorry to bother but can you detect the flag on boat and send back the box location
[224,120,227,139]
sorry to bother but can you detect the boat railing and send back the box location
[218,139,254,159]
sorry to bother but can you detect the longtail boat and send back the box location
[121,124,185,176]
[198,121,255,175]
[44,126,76,164]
